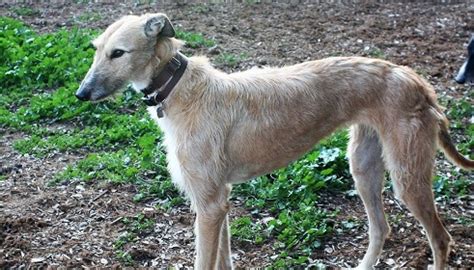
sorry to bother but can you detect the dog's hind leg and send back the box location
[194,184,231,270]
[348,125,390,269]
[381,117,452,270]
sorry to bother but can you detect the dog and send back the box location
[455,36,474,84]
[75,13,473,269]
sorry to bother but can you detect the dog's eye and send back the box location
[111,49,125,59]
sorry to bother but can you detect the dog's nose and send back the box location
[454,74,465,84]
[454,62,467,84]
[75,90,91,101]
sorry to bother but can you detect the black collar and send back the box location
[140,52,188,117]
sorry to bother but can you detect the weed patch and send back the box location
[231,216,265,245]
[113,213,155,264]
[366,47,385,59]
[441,94,473,158]
[76,11,102,23]
[176,28,215,48]
[9,6,39,17]
[216,52,248,68]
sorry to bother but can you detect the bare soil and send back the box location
[1,2,473,269]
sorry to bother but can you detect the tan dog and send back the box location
[76,13,473,270]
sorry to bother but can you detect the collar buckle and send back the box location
[142,95,158,106]
[169,57,181,71]
[163,56,181,76]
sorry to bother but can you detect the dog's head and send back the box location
[455,36,474,85]
[76,13,178,101]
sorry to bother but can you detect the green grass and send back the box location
[366,47,385,59]
[176,28,215,48]
[190,4,211,14]
[245,0,261,4]
[132,0,160,6]
[10,6,39,16]
[216,52,248,68]
[0,16,472,268]
[113,213,155,264]
[76,11,102,23]
[434,172,471,200]
[439,91,473,162]
[231,216,265,245]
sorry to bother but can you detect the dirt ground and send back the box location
[1,1,473,269]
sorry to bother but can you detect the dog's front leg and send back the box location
[195,213,225,269]
[217,213,232,270]
[194,185,231,270]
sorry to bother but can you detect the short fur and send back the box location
[76,13,473,270]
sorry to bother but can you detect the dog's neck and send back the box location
[139,52,188,116]
[134,54,226,119]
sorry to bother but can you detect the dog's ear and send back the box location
[144,14,175,38]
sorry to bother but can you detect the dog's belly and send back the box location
[227,140,324,183]
[227,117,344,183]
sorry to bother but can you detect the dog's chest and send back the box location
[148,108,186,192]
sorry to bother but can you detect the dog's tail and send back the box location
[437,116,474,170]
[416,74,474,170]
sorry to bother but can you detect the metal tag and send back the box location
[157,104,164,118]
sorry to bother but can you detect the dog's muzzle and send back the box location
[455,60,474,85]
[76,73,96,101]
[455,37,474,85]
[455,61,467,84]
[75,87,91,101]
[76,73,106,101]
